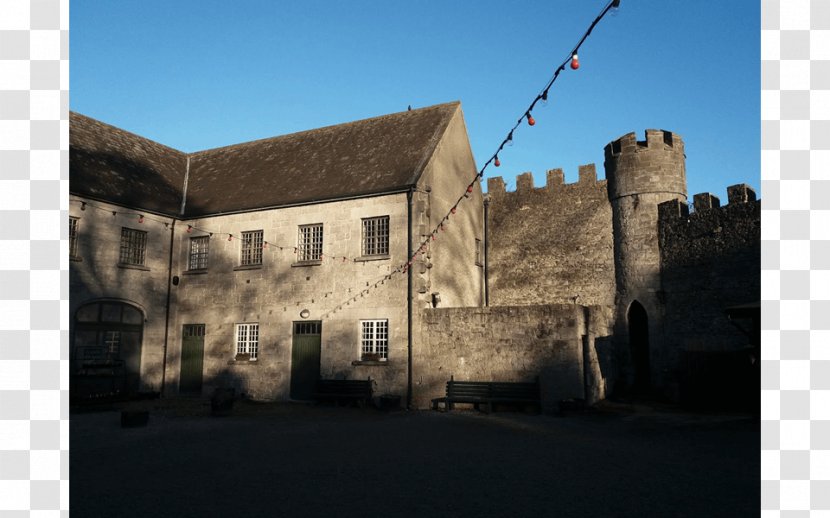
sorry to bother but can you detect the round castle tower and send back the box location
[604,129,687,392]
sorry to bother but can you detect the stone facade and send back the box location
[70,107,759,408]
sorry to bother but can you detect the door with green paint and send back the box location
[290,321,321,400]
[180,324,205,395]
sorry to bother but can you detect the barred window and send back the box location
[240,230,263,266]
[235,323,259,360]
[69,217,80,258]
[189,236,209,270]
[119,227,147,266]
[361,319,389,360]
[298,224,323,262]
[362,216,389,257]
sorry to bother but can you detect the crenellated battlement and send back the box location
[486,164,605,196]
[604,129,685,159]
[658,183,759,221]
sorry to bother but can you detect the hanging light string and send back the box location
[70,0,621,315]
[323,0,621,313]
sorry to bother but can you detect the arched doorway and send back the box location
[73,301,144,396]
[628,300,650,392]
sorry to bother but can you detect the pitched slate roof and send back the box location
[70,102,461,217]
[69,112,188,215]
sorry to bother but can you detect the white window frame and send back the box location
[240,230,263,266]
[119,227,147,266]
[360,319,389,360]
[69,217,80,258]
[188,236,210,270]
[235,323,259,360]
[361,216,390,257]
[298,223,323,262]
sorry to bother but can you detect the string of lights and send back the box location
[70,0,621,317]
[322,0,621,314]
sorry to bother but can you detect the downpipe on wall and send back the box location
[406,188,414,409]
[161,219,175,396]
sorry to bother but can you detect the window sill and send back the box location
[351,360,389,366]
[354,255,390,262]
[183,269,208,275]
[227,359,259,365]
[117,263,150,271]
[291,260,322,267]
[233,264,262,271]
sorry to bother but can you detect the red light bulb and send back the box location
[138,215,144,223]
[494,156,501,167]
[228,234,233,241]
[467,185,473,194]
[570,53,579,70]
[451,207,457,215]
[186,225,192,233]
[527,113,535,126]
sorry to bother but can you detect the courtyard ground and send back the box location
[71,398,758,517]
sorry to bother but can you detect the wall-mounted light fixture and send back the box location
[300,309,310,319]
[431,292,441,308]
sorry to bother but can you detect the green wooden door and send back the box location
[290,321,321,400]
[180,324,205,395]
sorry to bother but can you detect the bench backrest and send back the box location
[490,382,539,400]
[445,378,540,400]
[447,381,491,399]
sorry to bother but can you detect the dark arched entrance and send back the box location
[628,300,650,392]
[73,301,144,396]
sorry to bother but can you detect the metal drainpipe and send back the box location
[483,195,490,307]
[161,219,175,396]
[406,188,414,409]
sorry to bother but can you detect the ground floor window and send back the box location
[235,323,259,360]
[361,319,388,360]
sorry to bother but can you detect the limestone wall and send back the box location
[412,304,615,411]
[171,193,410,400]
[486,165,616,307]
[657,185,761,364]
[69,196,176,392]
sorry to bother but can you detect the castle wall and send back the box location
[657,185,761,365]
[485,165,616,307]
[413,304,615,411]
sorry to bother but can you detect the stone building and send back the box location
[69,102,484,404]
[70,104,760,409]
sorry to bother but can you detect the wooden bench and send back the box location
[431,376,541,413]
[314,378,373,407]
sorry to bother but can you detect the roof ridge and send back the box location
[189,101,461,156]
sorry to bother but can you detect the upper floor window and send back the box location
[189,236,209,270]
[240,230,263,266]
[69,217,80,259]
[298,224,323,262]
[119,227,147,266]
[362,216,389,257]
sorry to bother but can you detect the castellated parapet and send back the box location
[486,164,616,308]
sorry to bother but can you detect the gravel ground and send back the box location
[71,399,758,517]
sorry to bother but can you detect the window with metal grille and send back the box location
[294,321,321,335]
[69,217,80,258]
[298,224,323,262]
[240,230,263,266]
[119,227,147,266]
[188,236,209,270]
[361,319,388,360]
[362,216,389,257]
[235,323,259,360]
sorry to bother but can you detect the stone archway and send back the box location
[628,300,650,392]
[73,301,144,395]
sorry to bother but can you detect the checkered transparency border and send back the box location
[761,0,830,515]
[0,0,69,515]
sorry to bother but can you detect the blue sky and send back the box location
[71,0,759,199]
